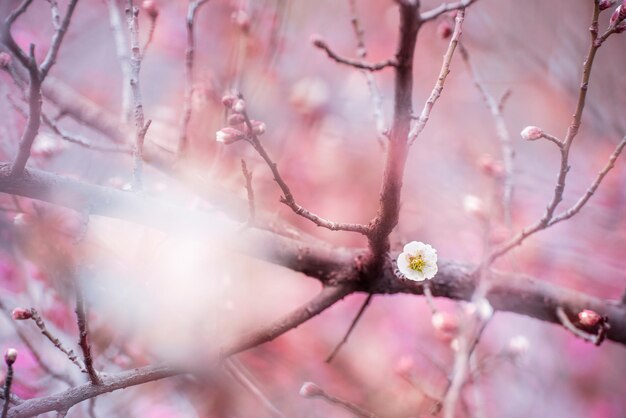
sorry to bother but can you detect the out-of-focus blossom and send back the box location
[231,9,250,31]
[31,133,66,158]
[11,308,32,320]
[520,125,544,141]
[397,241,438,281]
[394,355,414,377]
[466,298,494,320]
[436,21,452,39]
[478,154,504,178]
[232,99,246,114]
[299,382,323,398]
[463,195,486,219]
[13,213,29,227]
[508,335,530,356]
[221,94,237,108]
[431,311,459,335]
[290,77,330,114]
[142,0,159,18]
[4,348,17,365]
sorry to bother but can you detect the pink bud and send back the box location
[578,309,602,327]
[299,382,323,398]
[251,120,266,136]
[232,99,246,114]
[394,355,414,377]
[227,114,245,126]
[11,308,32,320]
[231,10,250,31]
[520,126,543,141]
[221,94,237,108]
[599,0,617,10]
[431,312,459,335]
[215,127,244,144]
[4,348,17,365]
[309,34,325,48]
[610,4,626,26]
[0,52,11,68]
[478,154,504,178]
[142,0,159,18]
[436,21,452,39]
[616,20,626,32]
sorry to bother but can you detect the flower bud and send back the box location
[436,21,452,39]
[216,127,244,144]
[299,382,323,398]
[4,348,17,365]
[520,126,543,141]
[221,94,237,108]
[11,308,32,320]
[251,120,266,136]
[463,195,486,219]
[232,99,246,114]
[227,114,245,126]
[609,3,626,26]
[394,355,414,377]
[466,298,493,320]
[616,20,626,33]
[578,309,602,327]
[142,0,159,18]
[13,213,29,227]
[508,335,529,356]
[599,0,617,10]
[478,154,504,178]
[0,52,11,68]
[431,312,459,335]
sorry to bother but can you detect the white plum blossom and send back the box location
[508,335,530,356]
[397,241,438,281]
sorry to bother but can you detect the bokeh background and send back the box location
[0,0,625,416]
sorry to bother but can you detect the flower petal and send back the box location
[403,241,424,254]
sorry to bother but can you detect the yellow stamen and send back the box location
[408,254,426,272]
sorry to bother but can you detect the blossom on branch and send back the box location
[397,241,438,281]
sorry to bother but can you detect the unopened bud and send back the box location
[4,348,17,365]
[609,3,626,26]
[227,114,246,126]
[578,309,602,327]
[478,154,504,178]
[231,9,250,31]
[431,312,459,335]
[616,20,626,32]
[466,298,493,320]
[221,94,237,108]
[299,382,323,398]
[520,126,543,141]
[0,52,11,68]
[11,308,32,320]
[142,0,159,18]
[599,0,617,10]
[394,355,414,377]
[216,127,244,144]
[508,335,530,356]
[463,195,486,219]
[251,120,266,136]
[232,99,246,114]
[436,21,452,39]
[309,33,325,48]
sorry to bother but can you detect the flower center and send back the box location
[408,254,426,272]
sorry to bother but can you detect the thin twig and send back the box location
[30,309,86,372]
[458,42,514,225]
[325,294,373,363]
[347,0,387,145]
[487,4,620,264]
[408,9,465,145]
[238,104,370,234]
[105,0,133,123]
[312,37,397,71]
[303,382,379,418]
[420,0,478,22]
[240,159,256,225]
[177,0,210,158]
[75,286,101,385]
[125,0,149,190]
[225,359,286,418]
[1,354,15,418]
